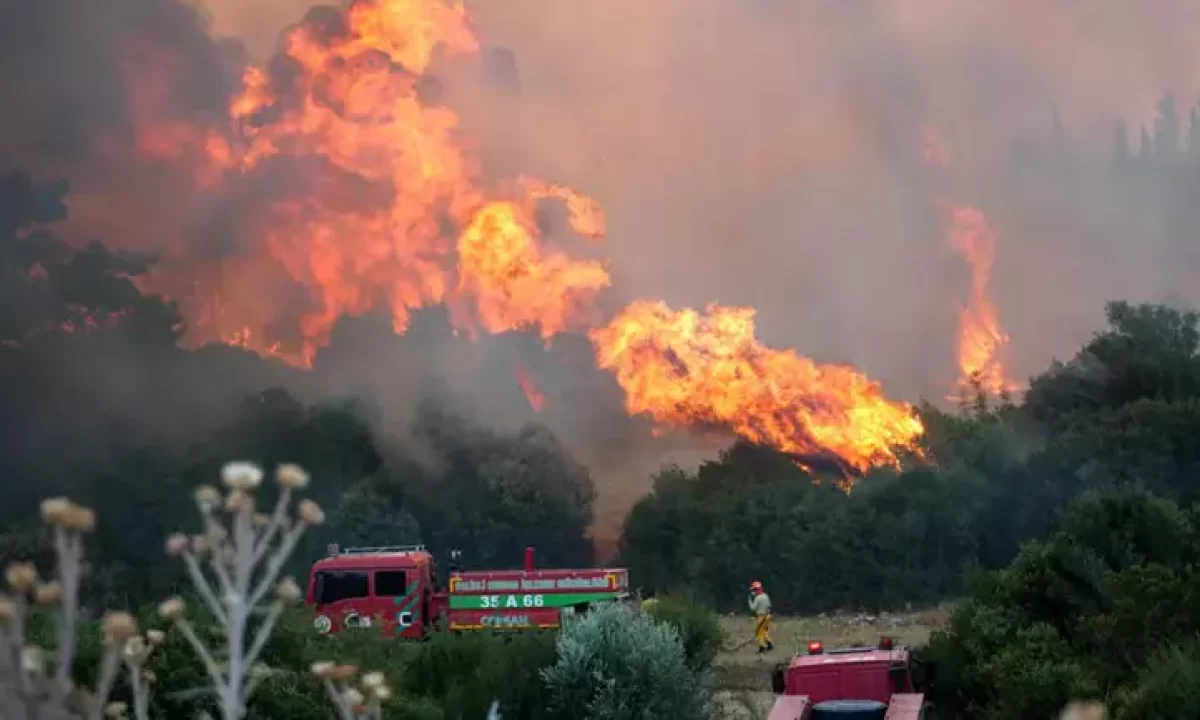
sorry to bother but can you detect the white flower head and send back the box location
[361,671,386,690]
[221,462,263,491]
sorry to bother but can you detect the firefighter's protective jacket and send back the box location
[749,592,772,617]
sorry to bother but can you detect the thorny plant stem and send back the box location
[10,596,32,704]
[248,523,306,608]
[323,679,355,720]
[86,646,120,720]
[53,528,82,703]
[182,551,228,625]
[201,510,235,599]
[127,662,150,720]
[176,620,227,697]
[243,601,284,672]
[251,489,292,564]
[223,500,254,720]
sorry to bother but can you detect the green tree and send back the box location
[324,483,423,549]
[542,602,712,720]
[408,400,595,569]
[925,493,1200,719]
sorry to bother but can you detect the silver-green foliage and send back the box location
[541,603,712,720]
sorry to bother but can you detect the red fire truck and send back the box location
[306,544,630,638]
[767,638,929,719]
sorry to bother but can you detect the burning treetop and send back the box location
[589,301,926,478]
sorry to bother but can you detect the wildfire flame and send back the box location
[589,301,926,479]
[519,176,607,239]
[107,0,925,475]
[944,206,1018,398]
[455,201,608,340]
[129,0,607,363]
[517,366,546,412]
[920,126,1018,401]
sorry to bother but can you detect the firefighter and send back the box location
[640,588,659,613]
[748,580,773,653]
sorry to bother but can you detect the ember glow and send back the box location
[945,206,1018,398]
[589,301,926,478]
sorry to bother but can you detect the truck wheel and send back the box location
[769,663,787,694]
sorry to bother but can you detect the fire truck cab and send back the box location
[307,545,437,639]
[768,638,927,720]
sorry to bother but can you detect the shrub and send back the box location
[145,606,430,720]
[1112,644,1200,719]
[645,594,724,672]
[541,603,712,720]
[398,631,558,719]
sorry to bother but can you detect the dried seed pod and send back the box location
[361,671,385,690]
[194,485,221,511]
[123,636,148,663]
[0,596,16,625]
[225,490,249,513]
[21,645,45,675]
[34,582,62,606]
[298,500,325,526]
[275,577,302,602]
[104,701,128,718]
[276,463,310,489]
[331,664,358,681]
[157,597,186,621]
[40,497,72,526]
[102,611,138,645]
[165,533,189,557]
[190,534,210,556]
[6,562,38,593]
[343,687,365,708]
[61,506,96,533]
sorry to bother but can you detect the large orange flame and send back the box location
[589,301,926,480]
[129,0,607,363]
[944,206,1018,398]
[455,201,608,339]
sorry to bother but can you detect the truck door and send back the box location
[374,568,422,638]
[312,569,371,633]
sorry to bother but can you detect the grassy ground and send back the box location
[712,606,951,718]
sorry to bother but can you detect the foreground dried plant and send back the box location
[0,461,407,720]
[0,497,156,719]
